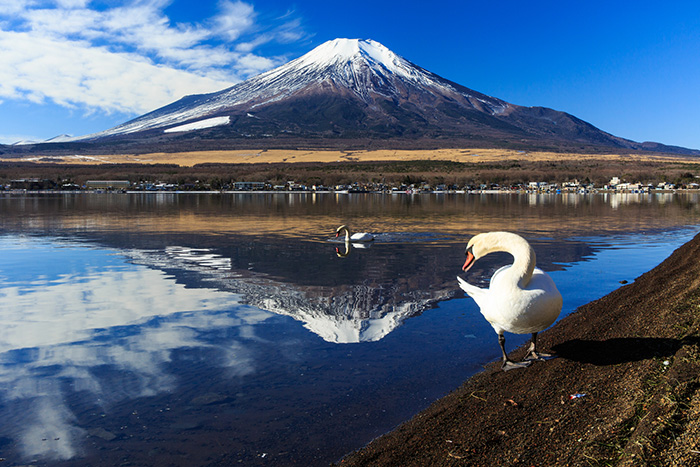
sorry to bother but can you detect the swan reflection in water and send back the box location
[334,225,375,257]
[335,239,373,257]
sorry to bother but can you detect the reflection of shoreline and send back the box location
[1,192,697,240]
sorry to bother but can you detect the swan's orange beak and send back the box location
[335,232,340,238]
[462,248,475,271]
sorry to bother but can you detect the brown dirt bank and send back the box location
[338,233,700,467]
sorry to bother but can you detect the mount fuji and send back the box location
[31,39,700,154]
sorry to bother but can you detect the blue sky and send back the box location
[2,0,700,149]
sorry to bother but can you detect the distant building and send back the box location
[234,181,265,190]
[86,180,130,190]
[616,182,642,192]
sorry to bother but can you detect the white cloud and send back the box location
[0,30,231,114]
[213,0,256,41]
[54,0,88,7]
[0,0,33,15]
[235,33,272,53]
[0,0,306,116]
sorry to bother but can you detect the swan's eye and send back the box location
[465,245,473,256]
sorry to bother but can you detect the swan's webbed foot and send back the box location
[497,333,532,371]
[523,332,557,362]
[501,359,532,371]
[524,349,557,362]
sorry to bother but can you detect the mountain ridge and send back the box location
[4,38,699,156]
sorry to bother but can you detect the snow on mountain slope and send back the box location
[78,38,509,140]
[163,116,231,133]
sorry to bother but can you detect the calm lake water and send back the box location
[0,192,699,466]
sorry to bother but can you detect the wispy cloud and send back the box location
[0,0,307,116]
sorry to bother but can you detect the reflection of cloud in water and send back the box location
[0,245,272,462]
[0,267,241,352]
[20,397,85,461]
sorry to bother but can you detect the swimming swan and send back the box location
[335,225,374,242]
[457,231,562,371]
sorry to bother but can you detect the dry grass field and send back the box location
[2,147,695,166]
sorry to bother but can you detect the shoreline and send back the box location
[3,150,699,195]
[337,232,700,466]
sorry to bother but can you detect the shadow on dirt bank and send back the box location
[552,336,700,366]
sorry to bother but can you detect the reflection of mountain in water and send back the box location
[117,232,598,343]
[127,244,455,343]
[0,191,613,343]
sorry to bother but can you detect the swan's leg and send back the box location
[524,332,556,361]
[498,332,530,371]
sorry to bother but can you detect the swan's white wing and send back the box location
[460,266,563,335]
[458,265,509,310]
[529,268,562,296]
[499,268,562,333]
[350,232,374,242]
[489,265,511,286]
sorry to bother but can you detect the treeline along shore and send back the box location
[1,151,700,192]
[336,232,700,467]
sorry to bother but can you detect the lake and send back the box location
[0,192,699,466]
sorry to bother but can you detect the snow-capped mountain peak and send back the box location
[79,38,481,139]
[289,38,404,74]
[259,37,457,97]
[239,37,456,104]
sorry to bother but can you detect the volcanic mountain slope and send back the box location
[48,39,698,153]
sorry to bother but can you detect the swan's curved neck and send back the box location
[511,244,536,288]
[487,235,536,288]
[339,227,350,241]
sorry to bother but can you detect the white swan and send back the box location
[335,225,374,242]
[457,231,562,371]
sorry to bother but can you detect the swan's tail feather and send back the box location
[457,276,487,299]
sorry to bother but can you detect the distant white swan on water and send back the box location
[335,225,374,242]
[457,231,563,371]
